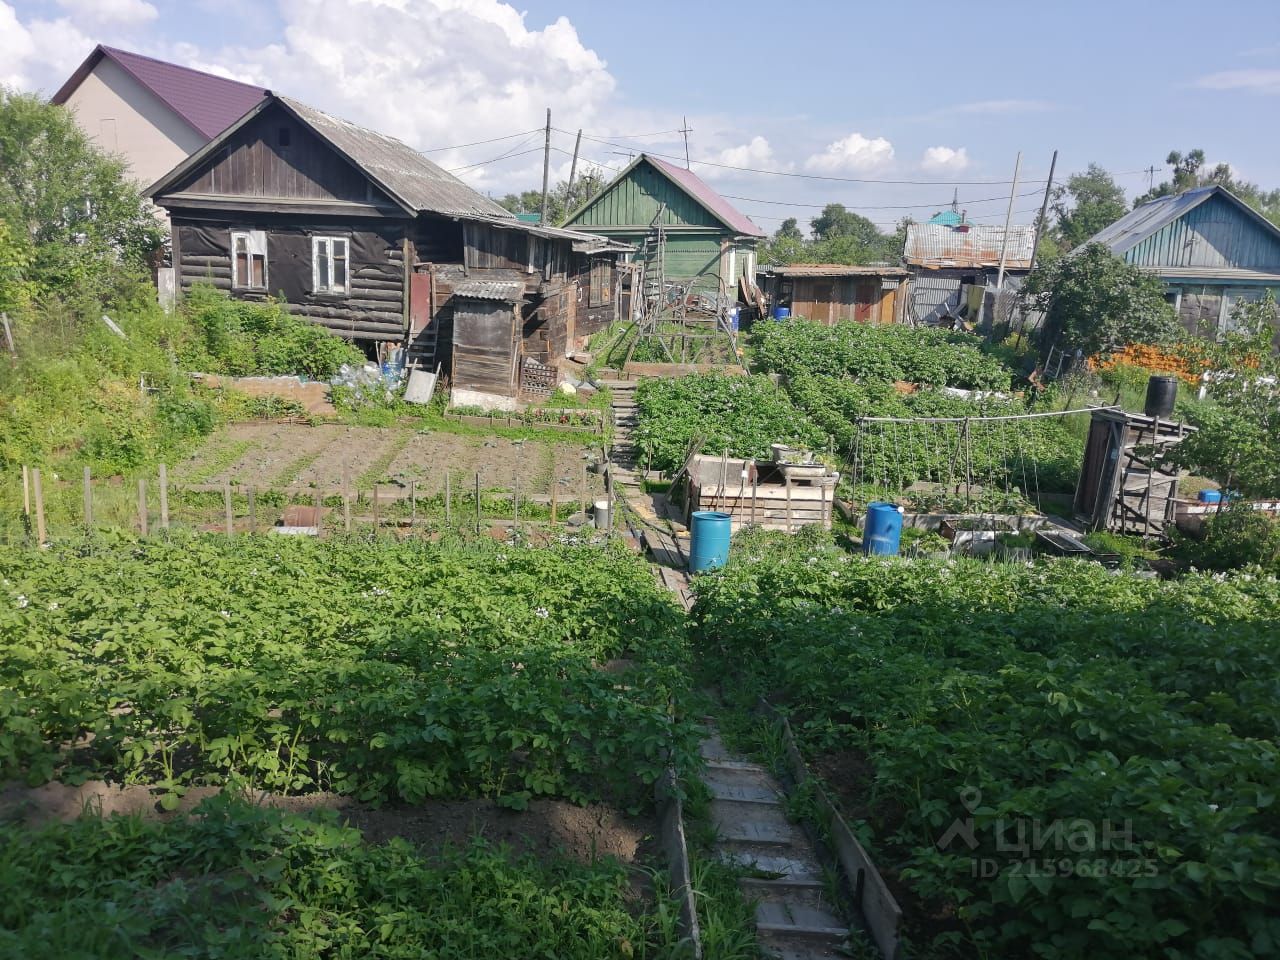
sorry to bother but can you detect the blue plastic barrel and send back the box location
[863,502,905,556]
[1198,489,1222,504]
[772,306,791,321]
[689,510,732,573]
[728,307,740,331]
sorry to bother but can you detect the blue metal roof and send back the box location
[928,210,964,226]
[1084,185,1280,266]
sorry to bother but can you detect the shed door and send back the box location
[854,280,877,323]
[452,300,517,395]
[811,281,836,325]
[409,271,432,334]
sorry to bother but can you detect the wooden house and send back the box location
[1083,185,1280,339]
[903,221,1035,325]
[757,264,909,325]
[563,154,765,303]
[148,94,627,409]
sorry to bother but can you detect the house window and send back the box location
[312,236,349,294]
[589,260,612,307]
[231,230,268,290]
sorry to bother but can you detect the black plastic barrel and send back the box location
[1144,375,1178,419]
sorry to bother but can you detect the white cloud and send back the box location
[1195,68,1280,94]
[804,132,894,174]
[952,99,1054,114]
[185,0,615,190]
[920,145,969,173]
[0,4,93,92]
[56,0,158,25]
[695,135,786,180]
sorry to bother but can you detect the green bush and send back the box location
[1175,505,1280,574]
[179,284,364,379]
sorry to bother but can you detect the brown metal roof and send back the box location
[52,45,267,140]
[766,263,909,278]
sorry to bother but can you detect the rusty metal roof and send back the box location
[452,280,525,301]
[279,97,514,220]
[904,222,1035,270]
[765,263,909,278]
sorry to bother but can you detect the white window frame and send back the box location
[312,236,350,295]
[231,229,268,291]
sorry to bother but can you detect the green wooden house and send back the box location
[564,154,765,300]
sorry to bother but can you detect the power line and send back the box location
[448,141,543,173]
[421,128,541,153]
[721,188,1043,211]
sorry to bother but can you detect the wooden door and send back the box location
[409,270,432,334]
[854,280,877,323]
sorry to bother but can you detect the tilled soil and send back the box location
[0,779,653,865]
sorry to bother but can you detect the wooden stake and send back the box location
[342,460,351,501]
[343,488,351,532]
[409,479,416,528]
[83,466,93,528]
[372,485,379,529]
[223,481,233,536]
[22,465,30,516]
[138,478,148,537]
[550,480,558,524]
[513,468,520,528]
[445,473,452,525]
[475,472,481,533]
[581,464,588,517]
[248,486,257,533]
[32,467,46,546]
[158,464,169,530]
[751,475,758,527]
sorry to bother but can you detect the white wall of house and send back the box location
[60,57,206,188]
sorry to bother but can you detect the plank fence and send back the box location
[8,462,605,545]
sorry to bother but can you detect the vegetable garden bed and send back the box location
[693,529,1280,959]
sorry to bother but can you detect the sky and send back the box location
[3,0,1278,237]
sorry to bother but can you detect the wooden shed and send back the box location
[1073,409,1192,535]
[757,264,909,325]
[148,93,628,408]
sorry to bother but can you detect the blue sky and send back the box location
[4,0,1277,235]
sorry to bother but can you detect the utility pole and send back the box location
[1027,149,1058,276]
[680,116,692,169]
[995,151,1022,291]
[539,108,551,224]
[566,127,583,220]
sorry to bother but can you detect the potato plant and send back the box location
[693,531,1280,959]
[0,534,696,810]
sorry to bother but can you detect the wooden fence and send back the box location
[10,462,605,545]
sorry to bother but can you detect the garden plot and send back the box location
[175,422,602,497]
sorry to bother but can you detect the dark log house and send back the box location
[149,93,628,407]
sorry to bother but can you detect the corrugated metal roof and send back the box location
[453,280,525,301]
[904,222,1035,270]
[1082,185,1280,263]
[645,156,767,238]
[52,45,268,140]
[766,263,909,278]
[279,97,514,220]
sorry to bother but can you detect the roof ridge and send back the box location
[101,45,266,93]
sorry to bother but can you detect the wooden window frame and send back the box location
[231,229,268,291]
[312,235,350,296]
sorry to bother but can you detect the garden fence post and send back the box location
[138,478,148,537]
[445,473,452,525]
[550,479,558,524]
[475,472,481,534]
[581,464,588,518]
[248,487,257,534]
[513,468,520,529]
[32,467,46,547]
[372,485,379,530]
[158,464,169,531]
[223,481,233,537]
[22,465,30,517]
[343,490,351,532]
[313,488,321,533]
[83,466,93,529]
[409,480,416,529]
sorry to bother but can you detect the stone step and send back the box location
[713,814,800,847]
[717,846,824,881]
[755,901,847,942]
[739,876,832,909]
[704,757,768,774]
[703,768,783,805]
[755,930,849,960]
[698,733,734,762]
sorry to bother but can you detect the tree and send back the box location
[760,218,808,265]
[1167,292,1280,499]
[496,167,608,226]
[0,88,163,299]
[1052,163,1128,249]
[1021,242,1181,355]
[775,217,803,242]
[1136,148,1280,225]
[810,203,881,244]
